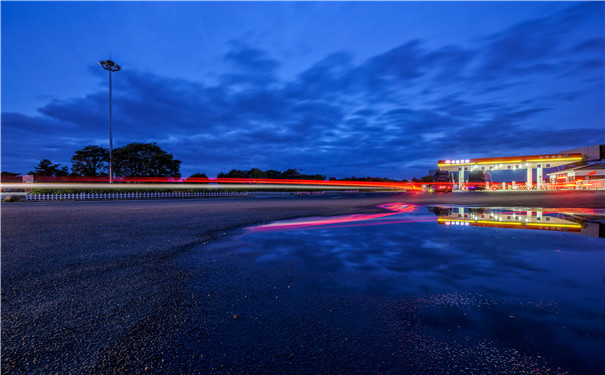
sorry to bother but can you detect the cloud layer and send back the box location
[2,3,603,178]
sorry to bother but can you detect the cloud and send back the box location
[2,3,603,178]
[225,42,280,73]
[474,2,603,83]
[222,41,280,86]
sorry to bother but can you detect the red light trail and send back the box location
[248,203,425,232]
[0,176,588,191]
[0,176,424,191]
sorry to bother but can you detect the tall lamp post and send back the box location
[99,59,121,183]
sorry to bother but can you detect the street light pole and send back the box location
[99,59,121,183]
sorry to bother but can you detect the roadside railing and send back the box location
[24,190,301,201]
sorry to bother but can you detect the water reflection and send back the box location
[243,204,604,301]
[249,202,427,232]
[433,206,603,238]
[235,204,605,373]
[250,204,604,238]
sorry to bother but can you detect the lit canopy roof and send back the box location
[438,152,582,172]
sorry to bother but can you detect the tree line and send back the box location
[216,168,326,180]
[28,143,182,177]
[9,143,411,182]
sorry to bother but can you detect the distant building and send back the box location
[551,144,605,189]
[547,162,605,182]
[559,144,605,162]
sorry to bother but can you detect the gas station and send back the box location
[437,152,583,190]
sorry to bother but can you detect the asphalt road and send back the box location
[2,191,604,374]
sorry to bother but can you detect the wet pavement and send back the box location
[2,195,604,374]
[177,203,605,374]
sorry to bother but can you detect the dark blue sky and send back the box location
[2,1,603,178]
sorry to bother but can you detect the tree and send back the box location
[411,175,433,183]
[222,169,249,178]
[112,143,181,177]
[71,145,109,177]
[264,169,281,179]
[280,168,301,179]
[216,168,326,180]
[341,176,394,182]
[186,172,208,184]
[29,159,69,176]
[248,168,264,179]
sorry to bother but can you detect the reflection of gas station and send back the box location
[435,206,604,238]
[437,153,583,190]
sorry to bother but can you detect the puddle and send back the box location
[192,203,605,374]
[242,204,604,299]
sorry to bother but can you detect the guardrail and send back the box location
[24,191,300,201]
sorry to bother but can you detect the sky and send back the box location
[1,1,604,179]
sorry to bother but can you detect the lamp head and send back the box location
[99,59,121,72]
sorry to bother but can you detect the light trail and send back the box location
[248,217,437,232]
[0,182,415,191]
[248,203,422,232]
[0,176,423,191]
[0,175,590,192]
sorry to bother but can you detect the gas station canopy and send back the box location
[437,153,582,171]
[437,152,583,189]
